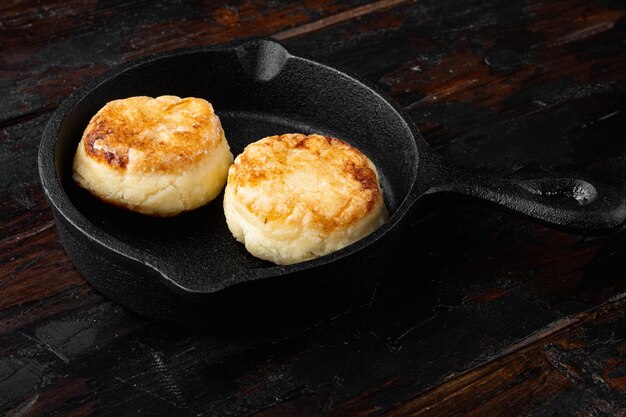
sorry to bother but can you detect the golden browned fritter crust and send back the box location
[82,96,224,173]
[227,133,381,233]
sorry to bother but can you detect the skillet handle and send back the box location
[424,155,626,234]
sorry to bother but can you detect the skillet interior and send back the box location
[51,39,420,293]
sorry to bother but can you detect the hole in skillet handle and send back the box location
[515,177,598,206]
[503,175,626,233]
[423,154,626,234]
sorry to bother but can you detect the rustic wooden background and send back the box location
[1,0,626,415]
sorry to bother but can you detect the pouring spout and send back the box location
[236,38,291,82]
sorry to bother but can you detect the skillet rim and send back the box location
[38,36,429,294]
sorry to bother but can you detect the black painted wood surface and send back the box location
[1,1,626,416]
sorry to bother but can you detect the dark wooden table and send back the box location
[2,1,626,416]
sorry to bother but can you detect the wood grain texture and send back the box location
[1,0,625,416]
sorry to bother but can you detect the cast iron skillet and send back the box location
[39,38,626,326]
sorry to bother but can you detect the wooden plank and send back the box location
[377,299,626,417]
[0,0,372,126]
[273,0,415,40]
[1,0,625,415]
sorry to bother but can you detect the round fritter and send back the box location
[73,96,233,216]
[223,133,388,265]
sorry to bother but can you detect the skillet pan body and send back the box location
[39,38,626,326]
[39,38,431,326]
